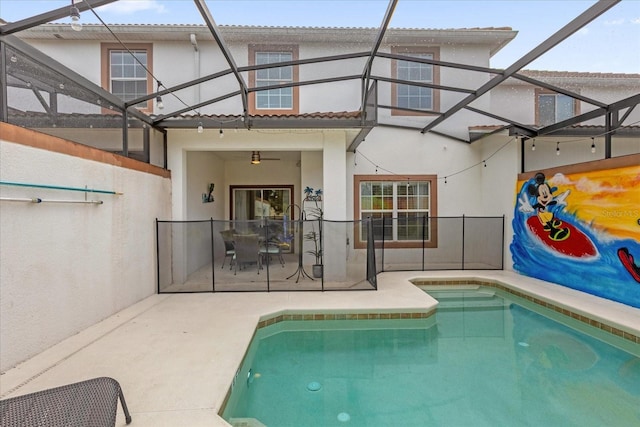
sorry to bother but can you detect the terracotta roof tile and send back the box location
[187,111,362,120]
[520,70,640,78]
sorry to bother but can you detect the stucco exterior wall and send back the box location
[0,124,172,372]
[491,79,640,127]
[350,126,485,217]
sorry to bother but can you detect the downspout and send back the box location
[190,34,200,107]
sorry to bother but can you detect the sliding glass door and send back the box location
[231,186,292,221]
[231,186,294,252]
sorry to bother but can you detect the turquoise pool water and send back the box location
[222,287,640,426]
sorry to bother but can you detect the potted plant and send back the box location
[303,187,323,278]
[304,228,323,278]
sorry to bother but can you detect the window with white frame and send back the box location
[355,176,437,248]
[537,91,578,126]
[101,44,152,110]
[397,53,434,110]
[249,45,298,115]
[255,51,293,109]
[391,47,440,115]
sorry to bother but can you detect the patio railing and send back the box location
[155,216,503,293]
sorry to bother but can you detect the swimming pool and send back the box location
[221,287,640,426]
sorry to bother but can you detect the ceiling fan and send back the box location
[250,151,280,164]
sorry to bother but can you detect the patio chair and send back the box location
[260,240,285,268]
[233,234,261,275]
[219,229,236,270]
[0,376,132,426]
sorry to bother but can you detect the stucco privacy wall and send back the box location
[0,123,171,372]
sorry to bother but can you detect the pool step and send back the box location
[426,291,505,309]
[230,418,267,427]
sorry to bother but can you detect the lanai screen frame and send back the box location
[0,0,638,166]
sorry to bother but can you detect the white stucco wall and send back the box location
[167,128,326,221]
[349,126,485,217]
[0,134,171,372]
[477,134,521,271]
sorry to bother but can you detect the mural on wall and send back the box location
[511,164,640,308]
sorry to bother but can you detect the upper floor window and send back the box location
[536,89,579,126]
[249,45,299,115]
[354,175,438,248]
[391,47,440,115]
[101,43,152,111]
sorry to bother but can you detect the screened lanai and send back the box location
[1,0,639,170]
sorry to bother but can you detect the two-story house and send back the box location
[1,0,639,372]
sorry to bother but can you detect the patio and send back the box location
[1,271,638,427]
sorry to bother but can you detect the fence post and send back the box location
[461,215,466,270]
[381,216,385,272]
[210,218,215,292]
[422,215,426,271]
[366,218,377,289]
[264,219,271,292]
[501,215,505,270]
[319,218,324,291]
[155,218,160,294]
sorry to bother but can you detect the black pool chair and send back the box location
[0,376,132,426]
[233,234,261,274]
[219,229,236,270]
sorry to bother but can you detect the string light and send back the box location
[155,81,164,110]
[219,127,224,138]
[70,1,82,32]
[591,137,596,154]
[483,160,487,167]
[556,141,560,156]
[197,122,204,133]
[444,177,447,184]
[531,139,536,151]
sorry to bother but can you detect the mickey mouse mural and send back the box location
[511,167,640,308]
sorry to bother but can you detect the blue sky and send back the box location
[1,0,639,72]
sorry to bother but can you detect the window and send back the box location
[249,45,299,115]
[101,43,152,111]
[354,175,438,248]
[391,47,440,115]
[536,89,579,126]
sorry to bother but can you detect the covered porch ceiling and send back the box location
[1,0,638,151]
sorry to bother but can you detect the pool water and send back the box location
[222,288,640,426]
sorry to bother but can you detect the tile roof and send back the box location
[182,111,362,120]
[520,70,640,78]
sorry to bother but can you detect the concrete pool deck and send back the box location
[1,270,639,426]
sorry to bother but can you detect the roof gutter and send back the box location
[190,33,200,107]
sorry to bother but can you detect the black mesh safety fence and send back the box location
[375,215,504,272]
[156,216,502,293]
[156,218,377,292]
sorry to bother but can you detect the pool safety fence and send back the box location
[155,216,503,293]
[374,215,505,272]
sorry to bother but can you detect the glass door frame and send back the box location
[229,185,295,221]
[230,185,296,252]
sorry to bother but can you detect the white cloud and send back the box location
[550,173,571,185]
[550,174,624,194]
[631,18,640,25]
[575,177,624,194]
[603,18,625,26]
[100,0,167,15]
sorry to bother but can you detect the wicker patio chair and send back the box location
[0,377,132,426]
[232,234,261,274]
